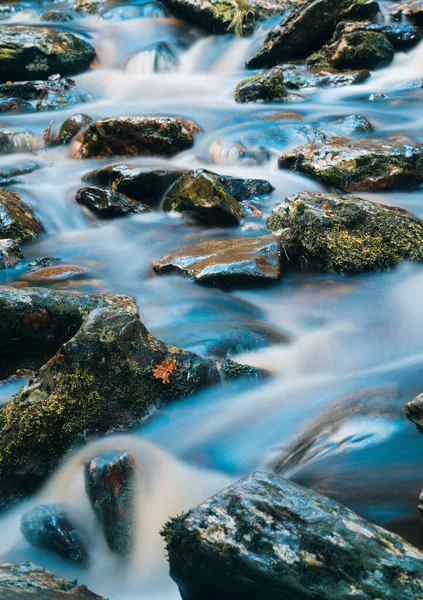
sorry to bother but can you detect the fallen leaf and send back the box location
[153,358,177,384]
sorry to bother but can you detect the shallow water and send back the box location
[1,1,423,597]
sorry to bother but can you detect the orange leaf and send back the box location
[153,358,177,384]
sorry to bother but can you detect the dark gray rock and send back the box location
[0,188,43,240]
[246,0,380,69]
[218,175,274,199]
[162,471,423,600]
[20,504,88,566]
[0,26,96,81]
[0,561,105,599]
[55,113,92,145]
[267,191,423,273]
[163,169,246,225]
[0,286,138,380]
[153,234,282,285]
[0,238,22,269]
[85,450,137,555]
[0,80,47,100]
[76,186,150,217]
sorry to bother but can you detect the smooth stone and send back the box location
[55,113,92,145]
[76,186,150,217]
[23,265,86,283]
[405,393,423,433]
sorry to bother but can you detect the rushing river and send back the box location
[1,1,423,598]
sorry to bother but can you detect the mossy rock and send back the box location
[279,135,423,192]
[162,471,423,600]
[55,113,92,145]
[0,308,219,507]
[41,10,73,22]
[0,26,96,81]
[0,188,43,240]
[235,66,299,103]
[163,169,246,225]
[77,116,201,159]
[73,0,109,14]
[246,0,379,69]
[0,286,138,380]
[267,191,423,273]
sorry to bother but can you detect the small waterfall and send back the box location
[125,42,179,74]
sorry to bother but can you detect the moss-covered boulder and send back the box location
[0,188,43,240]
[0,561,105,599]
[55,113,92,145]
[235,66,300,103]
[0,308,218,506]
[76,186,150,218]
[162,471,423,600]
[0,286,138,380]
[163,169,246,225]
[20,503,89,566]
[246,0,380,69]
[0,238,22,269]
[77,116,200,159]
[73,0,109,14]
[159,0,294,36]
[85,450,136,556]
[41,9,73,22]
[280,63,370,89]
[267,191,423,273]
[0,26,96,82]
[279,135,423,191]
[307,21,421,70]
[153,234,282,285]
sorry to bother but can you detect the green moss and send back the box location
[210,0,255,36]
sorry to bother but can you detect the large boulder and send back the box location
[163,169,246,225]
[0,308,218,507]
[162,471,423,600]
[0,188,43,240]
[0,26,96,81]
[76,117,201,159]
[246,0,379,69]
[267,191,423,273]
[153,234,282,285]
[0,286,138,380]
[279,135,423,191]
[76,186,150,218]
[0,561,105,599]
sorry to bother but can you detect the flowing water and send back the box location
[1,1,423,598]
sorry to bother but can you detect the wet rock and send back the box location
[280,63,370,89]
[83,164,186,205]
[218,357,270,381]
[307,21,421,71]
[0,162,39,185]
[85,450,137,555]
[160,0,293,35]
[76,186,150,217]
[23,265,86,283]
[27,256,59,270]
[0,188,43,241]
[0,26,96,81]
[74,0,109,15]
[405,393,423,433]
[20,504,88,566]
[218,175,274,199]
[41,9,73,22]
[324,114,373,136]
[77,117,201,159]
[0,561,105,599]
[162,471,423,600]
[0,80,45,100]
[267,191,423,273]
[369,91,388,101]
[246,0,380,69]
[153,234,282,285]
[163,169,246,225]
[0,308,218,506]
[35,75,91,112]
[0,286,138,380]
[279,135,423,191]
[0,239,22,269]
[55,113,92,145]
[235,66,296,103]
[0,130,40,154]
[391,0,423,24]
[0,97,34,113]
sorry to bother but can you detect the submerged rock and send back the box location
[85,450,137,555]
[76,186,150,217]
[0,286,138,380]
[162,471,423,600]
[235,66,296,103]
[324,114,373,136]
[267,191,423,273]
[20,504,88,566]
[77,117,201,159]
[0,239,22,269]
[0,561,105,599]
[55,113,92,145]
[0,26,96,81]
[279,135,423,191]
[125,42,179,74]
[246,0,379,69]
[0,188,43,241]
[153,234,282,285]
[41,9,73,22]
[23,265,86,283]
[280,63,370,88]
[405,393,423,433]
[0,308,218,505]
[0,97,34,113]
[163,169,246,225]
